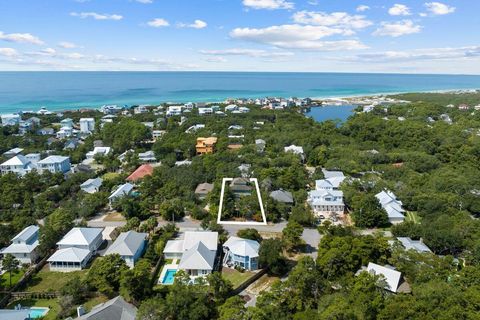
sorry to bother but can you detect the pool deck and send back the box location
[158,262,179,285]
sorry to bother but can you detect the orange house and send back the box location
[196,137,218,155]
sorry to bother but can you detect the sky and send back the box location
[0,0,479,74]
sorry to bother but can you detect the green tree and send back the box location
[282,220,304,252]
[87,254,128,297]
[237,228,262,243]
[120,259,152,303]
[2,254,20,288]
[159,198,185,221]
[258,239,287,275]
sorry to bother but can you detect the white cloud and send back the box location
[70,12,123,21]
[135,0,153,3]
[356,5,370,12]
[243,0,294,10]
[200,48,294,58]
[58,41,78,49]
[0,31,44,45]
[0,48,18,57]
[231,24,367,50]
[147,18,170,28]
[373,20,421,37]
[348,46,480,63]
[178,20,208,29]
[388,4,411,16]
[424,2,455,15]
[292,11,373,30]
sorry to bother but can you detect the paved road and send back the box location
[302,228,322,259]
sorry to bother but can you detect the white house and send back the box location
[56,126,73,139]
[86,147,112,159]
[307,189,345,215]
[315,169,346,191]
[166,106,183,117]
[138,151,156,163]
[134,105,149,114]
[48,227,103,272]
[80,178,103,194]
[364,262,405,293]
[1,113,21,126]
[198,107,213,116]
[60,118,74,129]
[0,155,36,176]
[222,236,260,271]
[284,145,305,161]
[105,231,148,268]
[108,183,134,205]
[80,118,95,133]
[37,155,71,174]
[1,225,39,264]
[375,190,405,224]
[164,231,218,278]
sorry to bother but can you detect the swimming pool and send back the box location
[162,269,177,284]
[29,307,49,318]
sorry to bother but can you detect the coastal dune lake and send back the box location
[1,72,480,113]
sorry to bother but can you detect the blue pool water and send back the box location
[1,72,480,113]
[29,307,49,318]
[162,269,177,284]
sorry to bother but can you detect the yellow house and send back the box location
[196,137,218,155]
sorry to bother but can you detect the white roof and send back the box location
[366,262,402,293]
[38,155,69,164]
[105,231,147,256]
[183,231,218,251]
[1,241,38,254]
[223,236,260,258]
[397,237,432,253]
[322,169,345,179]
[164,240,185,253]
[48,247,91,263]
[12,225,39,242]
[284,145,304,154]
[109,183,134,200]
[178,241,216,270]
[1,154,30,166]
[81,178,103,189]
[57,227,103,247]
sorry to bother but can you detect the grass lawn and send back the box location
[83,294,109,312]
[406,211,421,224]
[7,298,60,320]
[25,265,88,292]
[221,267,256,288]
[103,211,126,222]
[1,269,25,288]
[103,172,121,181]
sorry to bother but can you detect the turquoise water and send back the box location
[29,307,49,318]
[306,105,357,123]
[1,72,480,113]
[162,269,177,284]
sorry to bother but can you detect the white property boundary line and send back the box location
[217,178,267,226]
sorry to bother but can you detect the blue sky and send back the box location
[0,0,479,73]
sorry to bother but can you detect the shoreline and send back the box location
[2,87,479,115]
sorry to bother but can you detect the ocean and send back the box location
[1,72,480,113]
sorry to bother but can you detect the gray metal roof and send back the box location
[77,296,137,320]
[0,309,31,320]
[105,231,147,256]
[270,190,294,203]
[12,225,39,243]
[178,241,216,270]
